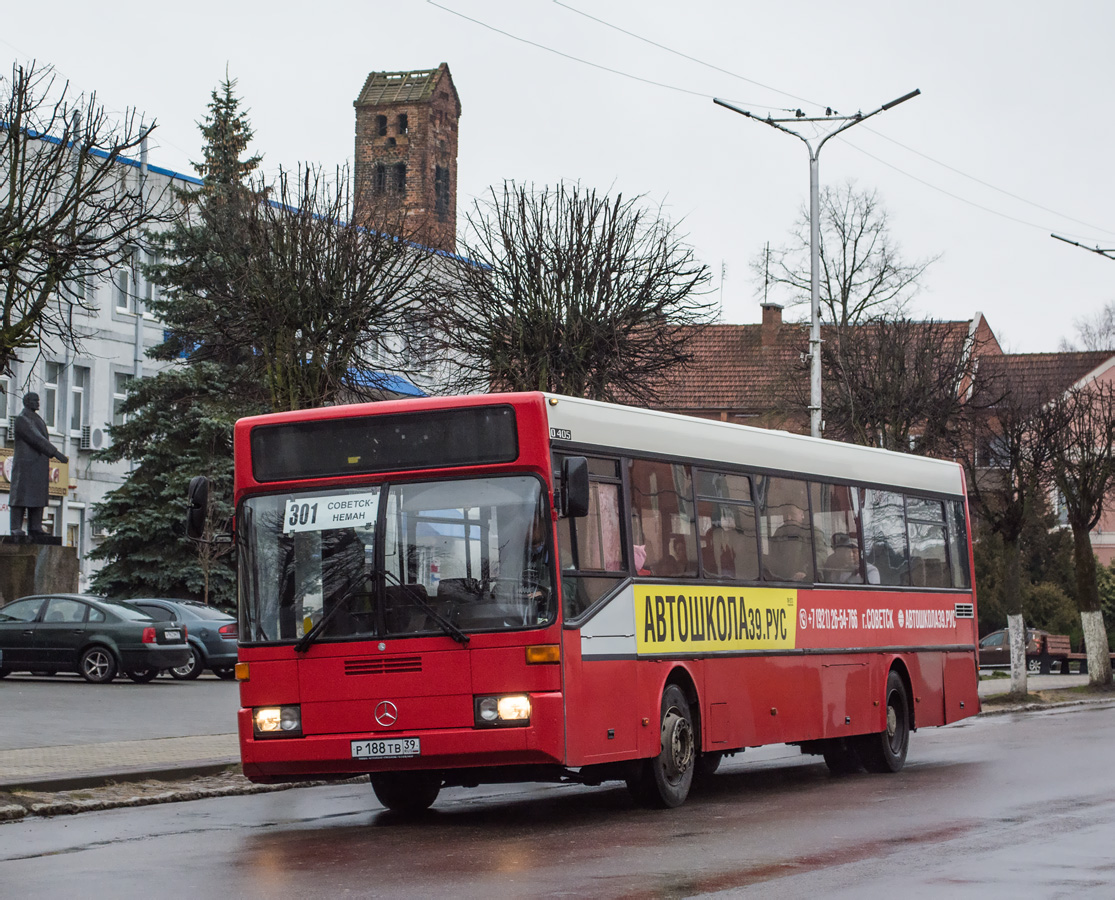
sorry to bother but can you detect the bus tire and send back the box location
[370,772,441,814]
[822,740,863,775]
[856,670,910,773]
[695,750,723,781]
[626,683,696,809]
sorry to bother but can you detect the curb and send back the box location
[0,759,240,794]
[0,774,367,822]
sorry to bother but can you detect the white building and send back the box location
[0,147,199,589]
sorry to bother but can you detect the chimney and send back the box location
[761,302,783,347]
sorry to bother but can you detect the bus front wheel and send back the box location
[856,670,910,773]
[370,772,441,814]
[627,683,696,809]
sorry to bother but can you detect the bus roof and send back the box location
[234,391,966,498]
[543,393,966,498]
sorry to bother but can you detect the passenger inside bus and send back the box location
[822,532,880,584]
[766,504,812,581]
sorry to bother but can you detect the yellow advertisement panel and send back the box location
[634,585,798,655]
[0,447,70,497]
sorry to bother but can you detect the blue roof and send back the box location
[348,370,426,397]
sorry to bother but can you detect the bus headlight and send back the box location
[474,694,531,727]
[253,705,302,738]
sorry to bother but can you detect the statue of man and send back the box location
[9,393,68,536]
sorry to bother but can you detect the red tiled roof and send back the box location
[649,315,995,425]
[976,351,1114,407]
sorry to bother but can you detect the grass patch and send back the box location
[981,682,1115,707]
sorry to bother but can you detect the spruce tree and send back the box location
[90,76,265,602]
[88,365,261,604]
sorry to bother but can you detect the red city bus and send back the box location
[192,391,979,811]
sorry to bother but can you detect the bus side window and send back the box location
[757,477,814,583]
[629,458,696,578]
[907,497,950,588]
[811,482,865,584]
[696,470,759,581]
[556,455,626,618]
[948,500,972,588]
[861,489,909,586]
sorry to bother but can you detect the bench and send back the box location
[1038,634,1078,675]
[1038,633,1115,675]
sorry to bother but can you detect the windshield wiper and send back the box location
[382,570,470,646]
[293,587,370,654]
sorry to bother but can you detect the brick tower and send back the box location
[353,64,461,254]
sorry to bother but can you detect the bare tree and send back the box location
[959,363,1057,696]
[752,182,938,327]
[0,61,173,374]
[152,163,439,412]
[1059,300,1115,352]
[794,316,990,455]
[1045,381,1115,685]
[433,182,714,404]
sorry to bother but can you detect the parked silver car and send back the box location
[130,599,238,680]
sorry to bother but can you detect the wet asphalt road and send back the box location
[0,673,238,750]
[3,700,1115,898]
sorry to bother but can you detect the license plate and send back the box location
[164,630,181,641]
[351,737,421,759]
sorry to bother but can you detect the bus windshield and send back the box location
[238,475,555,644]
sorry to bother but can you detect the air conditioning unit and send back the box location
[5,417,14,444]
[91,520,110,538]
[80,424,92,450]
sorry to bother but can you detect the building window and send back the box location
[114,268,133,313]
[112,372,134,427]
[373,164,387,194]
[70,264,89,304]
[393,163,407,195]
[376,115,388,137]
[144,251,158,310]
[397,113,408,135]
[43,362,62,431]
[435,165,450,219]
[70,366,90,437]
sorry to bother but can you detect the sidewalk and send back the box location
[978,671,1091,697]
[0,733,240,792]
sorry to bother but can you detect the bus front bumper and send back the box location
[238,691,565,783]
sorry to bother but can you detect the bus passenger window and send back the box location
[696,470,759,581]
[861,489,909,586]
[811,483,865,584]
[629,459,696,578]
[757,477,813,583]
[907,497,950,588]
[555,455,626,618]
[948,501,972,588]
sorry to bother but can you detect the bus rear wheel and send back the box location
[627,683,696,809]
[856,670,910,773]
[370,772,441,814]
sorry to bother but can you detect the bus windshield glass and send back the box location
[238,475,555,643]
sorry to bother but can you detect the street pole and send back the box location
[715,90,921,438]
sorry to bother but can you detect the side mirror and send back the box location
[561,456,590,518]
[186,476,210,541]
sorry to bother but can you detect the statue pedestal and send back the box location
[0,541,79,604]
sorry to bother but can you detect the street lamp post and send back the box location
[715,90,921,438]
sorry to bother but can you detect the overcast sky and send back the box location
[5,1,1114,353]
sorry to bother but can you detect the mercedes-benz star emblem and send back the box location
[374,700,399,727]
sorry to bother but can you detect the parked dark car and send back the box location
[978,627,1048,672]
[0,594,190,683]
[130,598,237,680]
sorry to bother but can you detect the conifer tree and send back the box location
[90,76,264,602]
